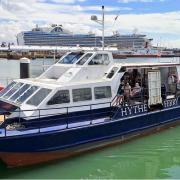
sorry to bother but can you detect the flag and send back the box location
[115,15,119,21]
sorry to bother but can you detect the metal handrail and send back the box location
[0,101,112,116]
[0,110,113,138]
[0,100,113,137]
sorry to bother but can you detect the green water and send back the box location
[1,126,180,179]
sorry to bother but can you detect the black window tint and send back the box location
[94,86,112,99]
[27,88,51,106]
[107,67,119,79]
[73,88,92,102]
[47,90,70,105]
[119,67,126,72]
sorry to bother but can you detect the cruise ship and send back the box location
[17,24,152,49]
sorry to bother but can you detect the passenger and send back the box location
[124,83,131,101]
[135,72,141,87]
[131,69,140,86]
[168,73,175,93]
[131,83,141,97]
[123,72,130,85]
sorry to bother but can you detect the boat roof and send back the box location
[119,62,180,68]
[17,77,113,88]
[18,61,180,87]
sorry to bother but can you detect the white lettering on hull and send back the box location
[120,99,178,118]
[121,104,148,117]
[163,99,178,108]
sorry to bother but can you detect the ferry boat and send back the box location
[0,51,180,167]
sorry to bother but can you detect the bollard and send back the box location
[20,57,30,79]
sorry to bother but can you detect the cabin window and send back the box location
[52,27,62,33]
[0,81,16,97]
[16,86,39,104]
[73,88,92,102]
[106,67,119,79]
[88,54,110,65]
[10,84,31,102]
[94,86,112,99]
[47,90,70,105]
[3,83,24,99]
[58,52,84,64]
[119,67,126,72]
[76,53,93,65]
[27,88,51,106]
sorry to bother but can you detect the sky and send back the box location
[0,0,180,48]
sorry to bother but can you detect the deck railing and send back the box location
[0,101,115,137]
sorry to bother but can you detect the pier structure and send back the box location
[0,45,118,60]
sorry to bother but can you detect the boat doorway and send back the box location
[148,70,162,107]
[115,65,180,108]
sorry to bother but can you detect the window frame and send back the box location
[47,90,70,105]
[9,83,31,102]
[76,53,93,65]
[88,54,110,66]
[94,86,112,100]
[26,88,52,106]
[72,88,92,102]
[3,82,24,100]
[16,85,40,104]
[106,67,119,79]
[58,52,84,64]
[0,81,16,98]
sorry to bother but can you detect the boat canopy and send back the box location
[122,62,180,69]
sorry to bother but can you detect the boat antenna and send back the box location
[102,6,105,51]
[91,5,105,51]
